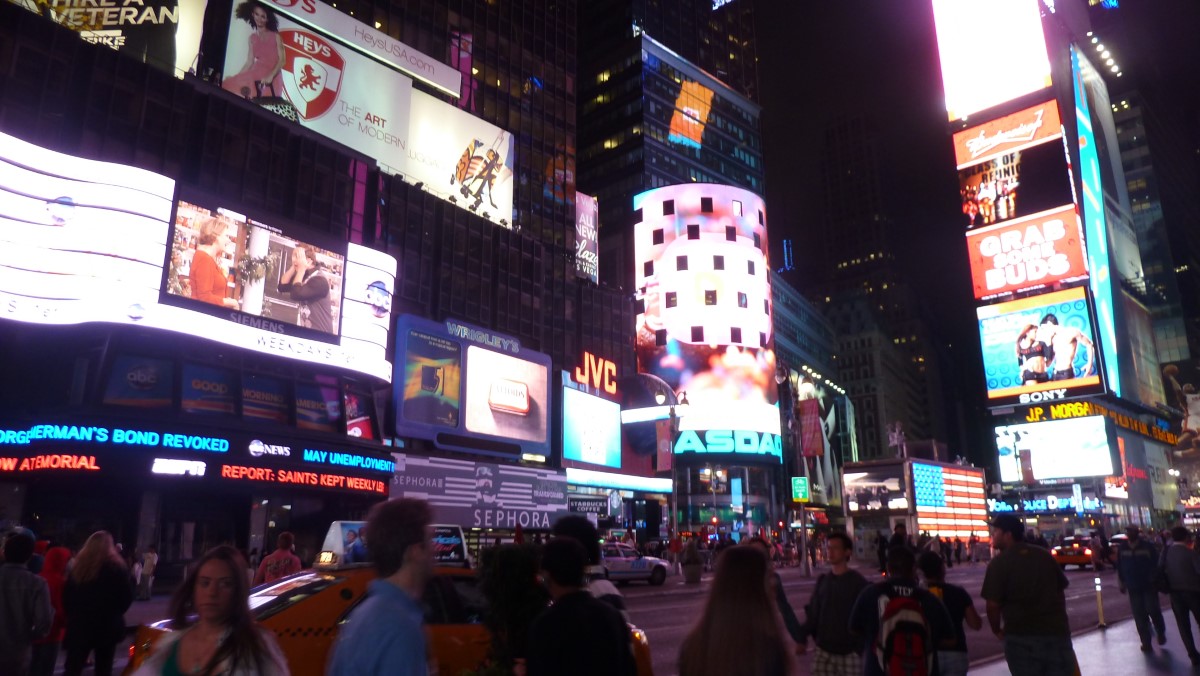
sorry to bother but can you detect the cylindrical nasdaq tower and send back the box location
[632,183,781,539]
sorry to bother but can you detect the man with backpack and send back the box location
[797,532,869,674]
[849,546,953,676]
[981,513,1075,674]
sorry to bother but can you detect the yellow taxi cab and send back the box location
[124,522,653,675]
[1050,536,1095,569]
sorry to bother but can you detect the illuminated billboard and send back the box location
[166,197,346,339]
[977,287,1104,406]
[562,386,622,469]
[222,3,513,228]
[995,416,1114,484]
[1163,360,1200,459]
[250,0,461,96]
[632,184,781,463]
[575,192,599,283]
[8,0,206,77]
[965,205,1088,300]
[844,465,907,513]
[394,315,550,460]
[668,80,715,149]
[0,131,396,380]
[953,100,1063,169]
[932,0,1052,121]
[957,133,1073,232]
[1072,46,1121,398]
[912,463,989,542]
[407,90,515,228]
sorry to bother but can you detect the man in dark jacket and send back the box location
[1163,526,1200,664]
[527,538,635,676]
[1,531,53,676]
[1116,525,1167,651]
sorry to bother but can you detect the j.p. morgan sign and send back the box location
[391,453,568,529]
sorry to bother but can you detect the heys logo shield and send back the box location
[280,29,344,120]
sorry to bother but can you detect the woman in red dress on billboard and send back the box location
[223,1,285,100]
[189,217,240,309]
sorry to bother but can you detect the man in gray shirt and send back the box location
[0,530,53,676]
[1163,526,1200,664]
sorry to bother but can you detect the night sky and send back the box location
[754,0,1200,459]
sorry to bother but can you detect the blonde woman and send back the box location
[189,217,239,309]
[63,531,133,676]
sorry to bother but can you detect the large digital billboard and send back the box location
[0,131,396,380]
[562,385,622,469]
[932,0,1052,122]
[1072,46,1121,398]
[995,416,1114,484]
[957,133,1073,232]
[977,286,1104,406]
[632,184,781,463]
[952,100,1063,169]
[8,0,207,77]
[843,464,907,513]
[222,2,512,229]
[166,196,346,339]
[668,80,715,149]
[965,205,1088,300]
[394,315,550,460]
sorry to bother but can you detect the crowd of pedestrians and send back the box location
[10,508,1200,676]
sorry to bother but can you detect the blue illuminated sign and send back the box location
[673,429,782,462]
[1071,46,1120,397]
[912,463,948,508]
[301,448,395,473]
[0,424,229,453]
[987,495,1101,513]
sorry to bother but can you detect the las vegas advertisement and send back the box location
[222,0,514,228]
[976,286,1104,407]
[0,131,396,380]
[9,0,207,78]
[394,315,550,460]
[632,184,781,462]
[954,100,1074,232]
[932,0,1052,122]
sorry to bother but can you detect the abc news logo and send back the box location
[249,439,291,458]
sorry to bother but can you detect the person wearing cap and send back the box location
[1115,525,1167,651]
[981,513,1074,674]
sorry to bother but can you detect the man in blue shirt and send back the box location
[328,498,434,676]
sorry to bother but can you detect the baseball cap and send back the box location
[989,513,1023,538]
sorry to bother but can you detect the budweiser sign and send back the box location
[954,100,1063,169]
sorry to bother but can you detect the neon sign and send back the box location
[220,464,386,494]
[301,448,395,473]
[0,455,100,472]
[987,494,1101,513]
[674,430,782,460]
[0,424,230,453]
[573,351,618,396]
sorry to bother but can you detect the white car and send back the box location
[601,543,670,586]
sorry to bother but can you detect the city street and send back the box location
[625,557,1149,676]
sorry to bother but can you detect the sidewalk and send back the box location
[972,618,1200,675]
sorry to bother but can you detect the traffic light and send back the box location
[711,516,718,524]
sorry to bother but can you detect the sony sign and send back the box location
[674,430,782,461]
